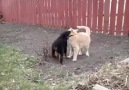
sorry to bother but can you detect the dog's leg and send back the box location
[73,47,79,61]
[78,49,82,55]
[52,49,56,58]
[85,46,90,57]
[67,45,73,58]
[64,45,67,58]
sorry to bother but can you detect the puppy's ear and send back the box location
[68,28,72,31]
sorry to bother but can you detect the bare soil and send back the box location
[0,23,129,85]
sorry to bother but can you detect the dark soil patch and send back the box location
[0,23,129,84]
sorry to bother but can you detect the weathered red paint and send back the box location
[1,0,129,35]
[98,0,104,33]
[103,0,110,33]
[92,0,98,32]
[110,0,117,35]
[72,0,78,28]
[123,0,129,35]
[0,4,1,14]
[116,0,124,34]
[82,0,87,26]
[78,0,82,26]
[87,0,93,28]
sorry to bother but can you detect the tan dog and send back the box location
[67,26,91,61]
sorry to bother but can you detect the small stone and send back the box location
[92,84,110,90]
[120,58,129,63]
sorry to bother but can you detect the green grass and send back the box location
[0,45,52,90]
[0,45,71,90]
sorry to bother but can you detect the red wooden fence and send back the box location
[1,0,129,35]
[0,0,2,15]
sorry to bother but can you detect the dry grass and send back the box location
[75,61,129,90]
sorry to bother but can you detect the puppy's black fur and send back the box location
[52,31,71,64]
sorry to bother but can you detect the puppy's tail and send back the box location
[77,26,91,36]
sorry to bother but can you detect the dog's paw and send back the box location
[78,51,82,55]
[86,52,89,57]
[73,59,77,61]
[67,55,72,58]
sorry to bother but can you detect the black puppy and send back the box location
[52,31,71,64]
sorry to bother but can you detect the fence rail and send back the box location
[1,0,129,35]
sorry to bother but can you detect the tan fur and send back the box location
[67,26,91,61]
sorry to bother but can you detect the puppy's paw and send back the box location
[86,52,89,57]
[67,55,72,58]
[73,59,77,61]
[78,51,82,55]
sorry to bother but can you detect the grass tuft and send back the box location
[0,45,51,90]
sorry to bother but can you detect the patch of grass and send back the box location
[0,45,51,90]
[0,45,72,90]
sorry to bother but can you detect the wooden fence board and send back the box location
[92,0,98,32]
[82,0,87,26]
[98,0,104,33]
[110,0,117,35]
[87,0,93,28]
[103,0,110,33]
[116,0,124,35]
[78,0,82,26]
[1,0,129,36]
[123,0,129,35]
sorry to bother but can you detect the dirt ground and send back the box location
[0,23,129,85]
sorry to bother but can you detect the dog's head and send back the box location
[68,28,78,36]
[60,31,71,39]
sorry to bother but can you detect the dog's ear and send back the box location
[68,28,72,31]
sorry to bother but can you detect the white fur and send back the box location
[67,26,91,61]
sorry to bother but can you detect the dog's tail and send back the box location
[77,26,91,36]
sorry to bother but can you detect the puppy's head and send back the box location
[68,28,78,36]
[60,31,71,39]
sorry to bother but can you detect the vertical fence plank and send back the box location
[17,0,20,23]
[58,0,62,27]
[78,0,82,26]
[37,0,40,25]
[51,0,54,27]
[28,0,33,24]
[24,0,27,24]
[87,0,93,28]
[72,0,78,28]
[103,0,110,33]
[92,0,98,32]
[10,0,13,22]
[55,0,58,27]
[26,0,29,24]
[47,0,51,27]
[64,0,69,28]
[82,0,87,26]
[42,0,44,26]
[116,0,124,35]
[31,0,34,24]
[0,0,2,14]
[109,0,117,35]
[49,0,52,27]
[60,0,65,28]
[123,0,129,35]
[1,0,129,36]
[32,0,35,25]
[68,0,73,27]
[43,0,46,26]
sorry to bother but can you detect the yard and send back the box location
[0,23,129,89]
